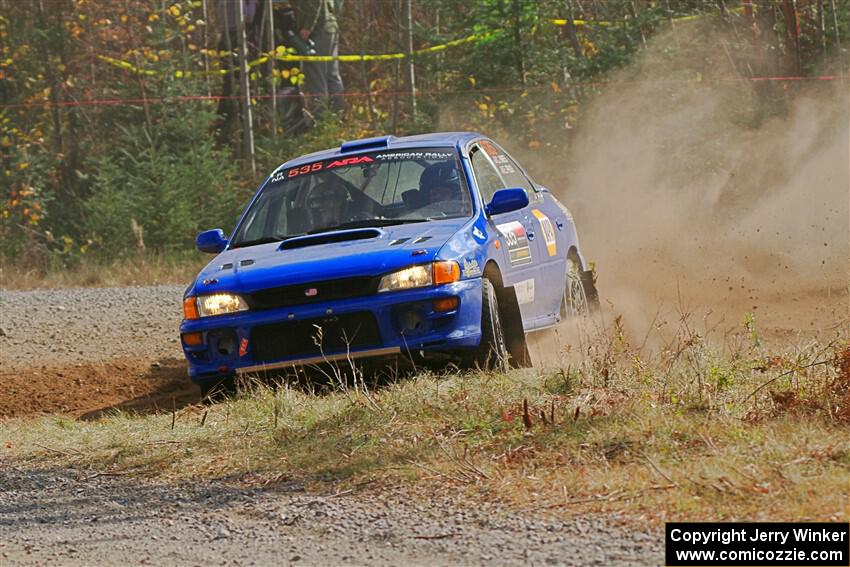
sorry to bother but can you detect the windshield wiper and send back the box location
[229,234,305,249]
[307,218,427,235]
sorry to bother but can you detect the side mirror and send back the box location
[196,229,228,254]
[485,187,529,216]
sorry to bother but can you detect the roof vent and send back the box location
[340,135,394,153]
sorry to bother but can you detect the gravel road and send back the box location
[1,285,663,565]
[0,285,185,371]
[0,466,661,566]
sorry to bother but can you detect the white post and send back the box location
[267,0,277,140]
[406,0,416,118]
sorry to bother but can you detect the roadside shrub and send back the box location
[83,102,244,258]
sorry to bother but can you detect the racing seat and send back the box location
[287,207,311,234]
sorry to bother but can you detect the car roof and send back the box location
[275,132,485,172]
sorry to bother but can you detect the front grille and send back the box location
[246,277,377,310]
[252,312,381,363]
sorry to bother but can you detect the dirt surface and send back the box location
[526,284,849,369]
[0,285,198,418]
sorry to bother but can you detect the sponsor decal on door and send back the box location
[496,221,533,266]
[531,209,557,257]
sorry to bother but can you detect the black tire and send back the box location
[561,255,599,319]
[468,277,509,371]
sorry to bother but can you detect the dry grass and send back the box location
[0,252,208,289]
[1,313,848,524]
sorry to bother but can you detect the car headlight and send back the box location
[184,293,249,319]
[378,261,460,293]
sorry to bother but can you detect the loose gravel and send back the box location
[0,466,662,566]
[0,285,185,371]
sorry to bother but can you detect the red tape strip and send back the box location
[1,75,844,110]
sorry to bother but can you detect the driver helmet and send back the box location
[306,180,347,228]
[419,162,461,204]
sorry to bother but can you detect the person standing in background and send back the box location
[296,0,344,115]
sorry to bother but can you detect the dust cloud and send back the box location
[541,27,849,342]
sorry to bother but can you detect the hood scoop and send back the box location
[279,228,382,251]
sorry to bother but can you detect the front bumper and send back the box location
[180,278,483,384]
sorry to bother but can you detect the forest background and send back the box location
[1,0,847,276]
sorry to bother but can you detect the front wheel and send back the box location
[467,277,509,371]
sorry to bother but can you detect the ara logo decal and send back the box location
[462,258,482,277]
[472,226,486,242]
[239,337,249,357]
[531,209,557,256]
[326,155,374,169]
[496,221,533,266]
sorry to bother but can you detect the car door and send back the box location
[468,142,544,328]
[486,142,566,326]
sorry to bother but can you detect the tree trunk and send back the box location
[202,0,211,97]
[511,0,525,85]
[37,0,64,157]
[829,0,841,49]
[237,0,256,176]
[391,0,401,134]
[782,0,801,75]
[564,0,584,59]
[266,0,277,140]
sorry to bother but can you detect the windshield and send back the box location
[230,147,471,248]
[231,148,472,248]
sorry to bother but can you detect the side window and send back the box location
[480,140,535,193]
[470,146,505,204]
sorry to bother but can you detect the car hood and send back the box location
[192,218,468,295]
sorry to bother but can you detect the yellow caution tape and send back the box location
[551,6,743,27]
[99,8,742,79]
[551,18,614,27]
[97,55,158,76]
[266,31,493,62]
[98,31,496,77]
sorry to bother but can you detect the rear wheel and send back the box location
[468,277,509,370]
[561,255,598,318]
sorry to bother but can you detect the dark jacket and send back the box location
[295,0,341,35]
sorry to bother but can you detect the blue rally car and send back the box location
[181,133,597,396]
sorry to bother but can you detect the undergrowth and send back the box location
[0,251,208,289]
